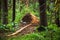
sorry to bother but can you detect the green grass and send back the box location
[8,25,60,40]
[8,30,60,40]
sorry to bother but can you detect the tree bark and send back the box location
[12,0,16,22]
[2,0,8,25]
[39,0,47,26]
[55,0,60,27]
[37,0,48,31]
[0,0,1,24]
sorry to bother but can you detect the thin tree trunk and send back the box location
[12,0,16,22]
[38,0,48,31]
[55,0,60,27]
[0,0,1,24]
[55,11,60,27]
[2,0,8,25]
[39,0,47,26]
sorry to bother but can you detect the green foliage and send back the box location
[8,24,60,40]
[0,22,18,32]
[8,33,44,40]
[0,24,7,31]
[4,23,58,40]
[0,0,60,40]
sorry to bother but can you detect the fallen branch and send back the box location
[7,24,32,37]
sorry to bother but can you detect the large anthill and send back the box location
[21,13,39,25]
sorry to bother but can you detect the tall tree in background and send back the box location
[0,0,1,24]
[38,0,48,31]
[2,0,8,25]
[39,0,47,26]
[12,0,16,22]
[55,0,60,27]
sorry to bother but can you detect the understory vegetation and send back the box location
[0,0,60,40]
[8,25,60,40]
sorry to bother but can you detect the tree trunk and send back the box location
[2,0,8,25]
[12,0,16,22]
[55,11,60,27]
[38,0,48,31]
[39,0,47,26]
[0,0,1,24]
[55,0,60,27]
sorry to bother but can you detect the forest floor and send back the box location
[3,23,39,37]
[18,23,38,36]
